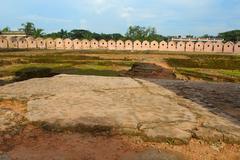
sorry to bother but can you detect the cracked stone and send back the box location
[0,75,240,144]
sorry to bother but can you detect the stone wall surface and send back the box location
[186,42,194,52]
[0,37,8,48]
[159,41,168,51]
[73,39,81,50]
[45,38,55,49]
[55,38,64,49]
[116,40,125,50]
[134,40,142,50]
[108,40,116,50]
[18,38,28,49]
[235,42,240,53]
[26,37,37,49]
[7,37,18,48]
[64,38,73,50]
[36,38,46,49]
[195,42,204,52]
[223,42,234,53]
[168,41,177,51]
[0,37,239,53]
[81,39,90,49]
[150,41,158,50]
[142,40,150,50]
[124,40,132,50]
[90,39,98,49]
[204,42,213,52]
[176,42,185,51]
[214,42,223,53]
[99,39,108,49]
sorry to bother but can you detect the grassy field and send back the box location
[0,49,240,83]
[167,54,240,82]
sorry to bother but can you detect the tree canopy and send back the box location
[25,23,167,42]
[19,22,35,36]
[1,27,10,32]
[2,22,240,43]
[19,22,44,38]
[218,30,240,42]
[32,28,44,38]
[125,25,166,42]
[199,34,216,39]
[45,29,69,39]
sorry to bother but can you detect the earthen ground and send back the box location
[0,75,240,160]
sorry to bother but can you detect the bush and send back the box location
[166,55,240,70]
[15,67,56,81]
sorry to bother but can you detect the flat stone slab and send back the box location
[0,75,240,144]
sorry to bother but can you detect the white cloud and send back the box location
[18,15,72,23]
[79,19,88,29]
[15,0,237,35]
[80,0,118,14]
[159,0,214,7]
[119,6,156,25]
[120,7,135,19]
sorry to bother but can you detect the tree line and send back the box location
[0,22,167,42]
[1,22,240,42]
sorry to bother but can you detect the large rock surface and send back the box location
[0,75,240,144]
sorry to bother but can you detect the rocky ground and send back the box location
[0,75,240,159]
[125,62,176,79]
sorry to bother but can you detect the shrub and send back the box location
[166,55,240,70]
[15,67,56,81]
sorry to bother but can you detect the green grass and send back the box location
[219,70,240,77]
[1,48,136,70]
[53,67,120,77]
[175,67,240,82]
[166,54,240,82]
[15,67,56,81]
[83,61,135,67]
[0,63,72,77]
[0,49,240,82]
[0,63,122,78]
[176,68,213,81]
[167,58,240,70]
[0,52,133,78]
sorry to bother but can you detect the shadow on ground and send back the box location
[147,78,240,126]
[0,67,122,86]
[54,67,121,77]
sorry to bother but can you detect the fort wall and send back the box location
[0,37,239,53]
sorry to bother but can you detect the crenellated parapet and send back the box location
[0,37,239,53]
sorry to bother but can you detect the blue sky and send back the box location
[0,0,240,36]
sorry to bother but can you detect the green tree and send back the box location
[186,35,194,38]
[1,27,10,32]
[111,33,125,41]
[91,32,101,40]
[218,30,240,42]
[44,29,69,39]
[91,33,124,41]
[147,34,167,42]
[99,33,113,40]
[125,25,166,41]
[126,25,145,41]
[199,34,215,38]
[59,29,69,39]
[20,22,35,35]
[32,28,44,38]
[69,29,93,40]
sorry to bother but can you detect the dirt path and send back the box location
[0,125,239,160]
